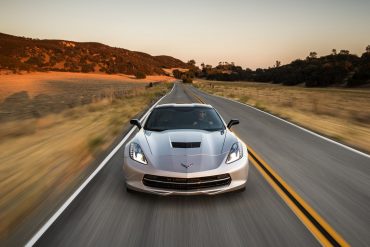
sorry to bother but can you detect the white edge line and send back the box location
[192,85,370,159]
[25,83,176,247]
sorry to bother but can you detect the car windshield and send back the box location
[144,107,225,131]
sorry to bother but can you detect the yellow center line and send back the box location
[247,147,350,247]
[183,85,205,103]
[248,155,332,246]
[187,84,350,247]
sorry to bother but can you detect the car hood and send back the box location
[139,129,236,173]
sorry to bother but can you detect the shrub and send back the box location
[173,69,183,79]
[135,71,146,79]
[88,135,104,152]
[240,95,250,102]
[81,63,94,73]
[182,76,193,84]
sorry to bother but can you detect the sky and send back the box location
[1,0,369,69]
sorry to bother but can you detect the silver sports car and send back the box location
[123,103,249,195]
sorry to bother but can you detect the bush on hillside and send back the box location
[135,71,146,79]
[182,74,193,83]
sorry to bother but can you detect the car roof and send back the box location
[155,103,213,109]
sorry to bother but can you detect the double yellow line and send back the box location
[248,148,349,247]
[186,84,350,247]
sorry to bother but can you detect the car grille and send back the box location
[142,174,231,190]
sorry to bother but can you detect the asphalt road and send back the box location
[188,85,370,246]
[33,83,369,246]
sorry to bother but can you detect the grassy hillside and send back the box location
[0,32,188,75]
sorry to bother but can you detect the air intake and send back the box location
[143,174,231,190]
[171,142,201,148]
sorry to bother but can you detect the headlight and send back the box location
[226,142,243,164]
[129,142,147,165]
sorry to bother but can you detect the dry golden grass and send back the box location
[0,72,175,122]
[0,71,176,101]
[195,80,370,153]
[0,83,171,239]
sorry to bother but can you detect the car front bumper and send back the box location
[123,154,249,196]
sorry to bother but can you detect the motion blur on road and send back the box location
[2,83,367,247]
[1,0,370,246]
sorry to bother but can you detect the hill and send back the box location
[0,32,188,75]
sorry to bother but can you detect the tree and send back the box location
[275,60,281,68]
[366,45,370,53]
[308,52,317,59]
[187,59,196,66]
[205,64,212,70]
[332,49,337,55]
[135,71,146,79]
[81,63,94,73]
[181,74,193,83]
[339,50,350,55]
[172,69,183,79]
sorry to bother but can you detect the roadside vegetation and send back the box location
[172,60,196,83]
[184,46,370,87]
[0,81,172,241]
[195,80,370,153]
[135,71,146,79]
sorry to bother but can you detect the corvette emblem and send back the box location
[181,162,193,169]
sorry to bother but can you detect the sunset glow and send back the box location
[1,0,369,68]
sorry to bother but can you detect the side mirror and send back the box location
[227,119,239,129]
[130,119,142,129]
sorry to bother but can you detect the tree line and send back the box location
[176,46,370,87]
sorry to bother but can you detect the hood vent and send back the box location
[171,142,201,148]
